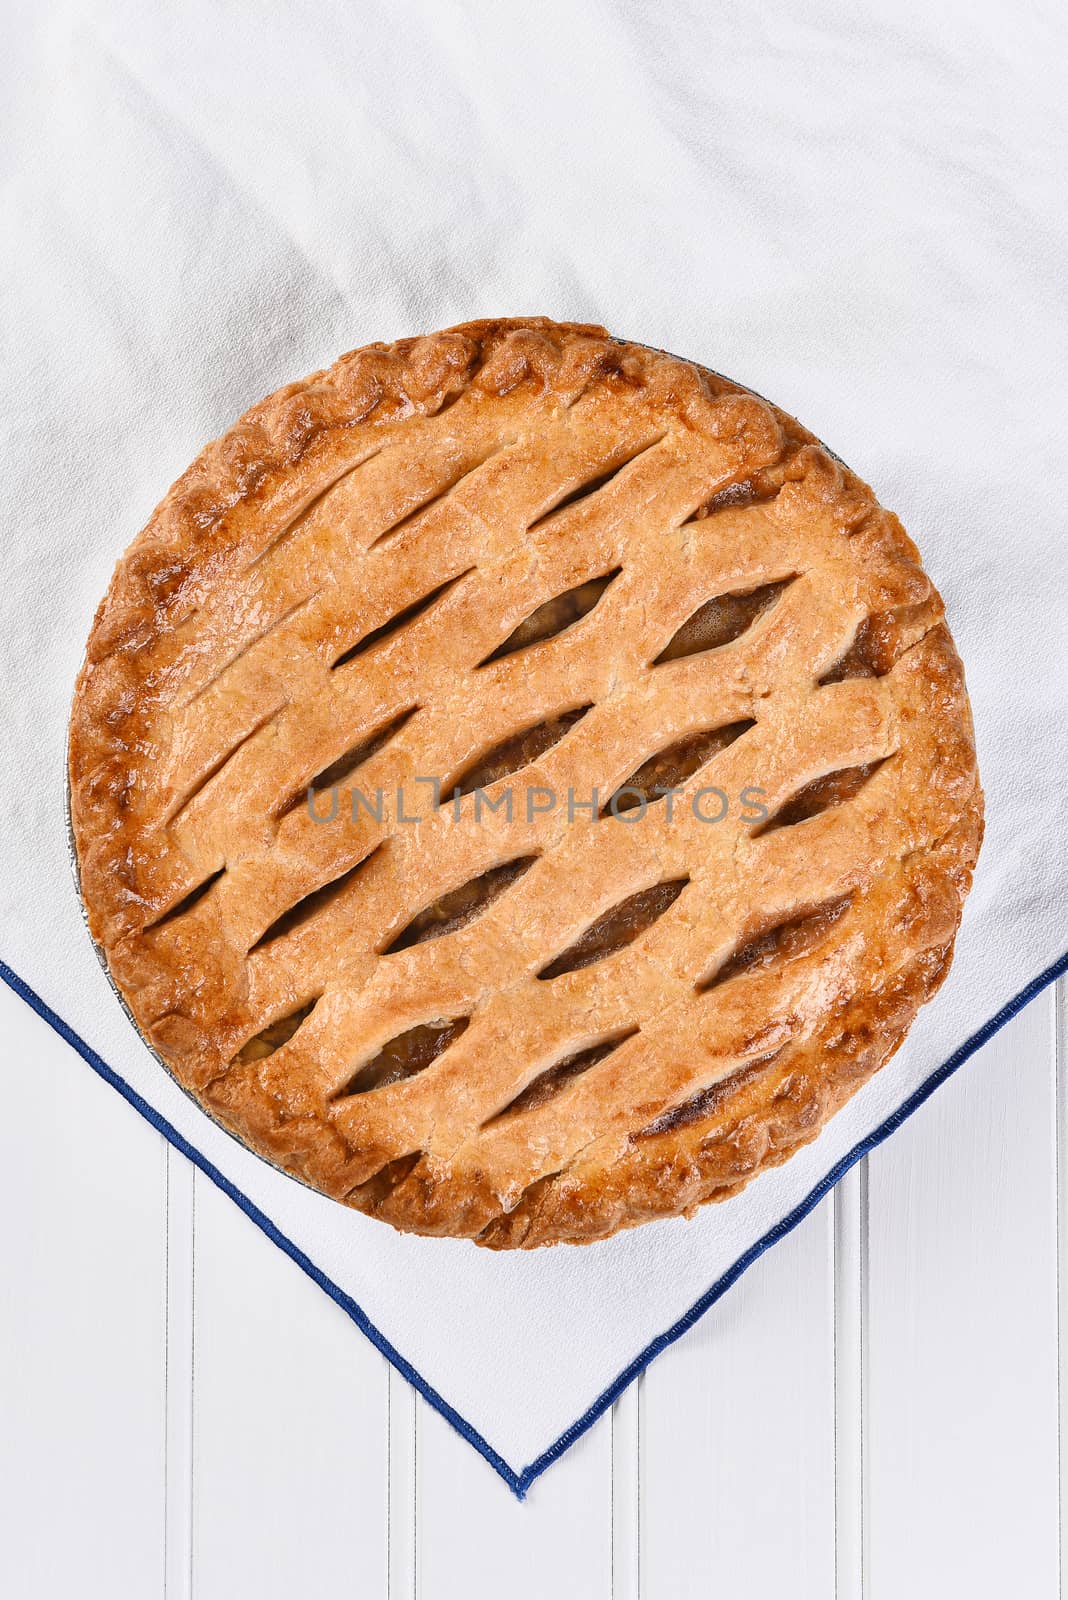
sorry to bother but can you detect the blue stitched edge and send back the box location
[2,950,1066,1500]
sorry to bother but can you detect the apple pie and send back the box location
[68,318,982,1247]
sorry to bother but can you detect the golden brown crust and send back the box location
[68,318,983,1247]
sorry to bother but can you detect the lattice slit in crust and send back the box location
[144,865,226,932]
[478,570,622,665]
[820,618,883,684]
[687,476,777,520]
[699,895,854,991]
[632,1048,788,1138]
[603,720,756,815]
[525,436,666,530]
[331,571,472,669]
[819,605,938,685]
[183,593,320,709]
[753,760,888,836]
[249,847,381,952]
[345,1151,424,1207]
[165,704,285,826]
[482,1028,640,1126]
[234,997,320,1064]
[653,579,795,665]
[382,856,539,954]
[475,1169,566,1241]
[333,1017,470,1099]
[244,448,383,573]
[368,446,509,549]
[278,706,419,817]
[684,440,809,523]
[446,706,593,801]
[537,878,690,981]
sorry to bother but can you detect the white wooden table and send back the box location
[2,977,1063,1599]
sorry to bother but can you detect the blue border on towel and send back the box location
[2,950,1066,1498]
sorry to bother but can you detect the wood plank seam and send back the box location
[164,1149,195,1600]
[164,1149,172,1600]
[388,1367,417,1599]
[1057,978,1067,1600]
[834,1161,867,1600]
[611,1379,641,1600]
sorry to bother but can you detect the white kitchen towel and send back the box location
[1,0,1065,1495]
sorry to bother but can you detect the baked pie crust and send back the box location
[68,318,983,1248]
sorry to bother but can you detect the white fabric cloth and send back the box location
[1,0,1065,1484]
